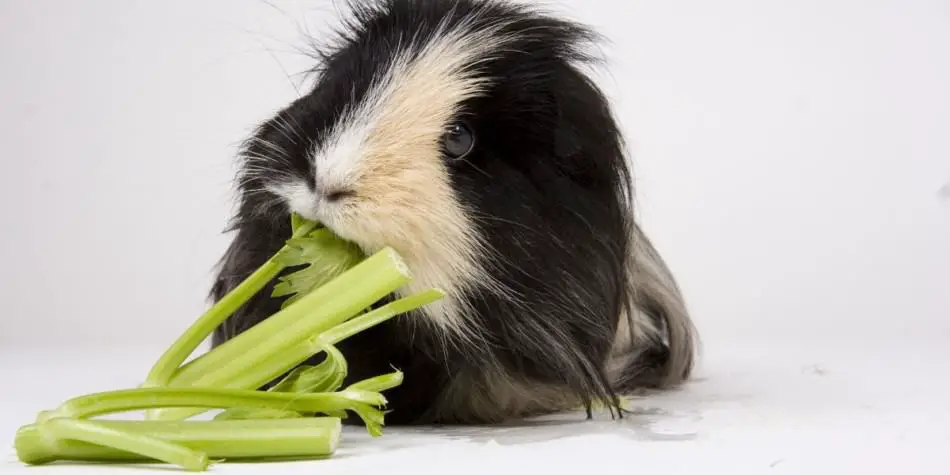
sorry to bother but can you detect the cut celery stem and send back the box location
[152,289,441,421]
[166,247,411,388]
[16,418,210,471]
[38,387,385,421]
[15,418,340,469]
[144,220,318,387]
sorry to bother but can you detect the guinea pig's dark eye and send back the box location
[442,121,474,159]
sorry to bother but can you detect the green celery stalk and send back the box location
[160,343,346,422]
[212,407,301,420]
[16,418,341,469]
[275,344,348,393]
[320,288,443,342]
[143,218,318,387]
[346,371,405,393]
[241,287,442,390]
[210,374,403,428]
[225,288,442,391]
[165,246,410,389]
[16,418,210,471]
[213,347,347,422]
[155,289,443,421]
[37,387,385,421]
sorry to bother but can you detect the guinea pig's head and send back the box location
[238,0,634,346]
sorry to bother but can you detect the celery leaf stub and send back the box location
[272,226,366,308]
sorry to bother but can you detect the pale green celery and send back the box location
[272,228,365,308]
[143,218,318,388]
[246,339,348,395]
[213,407,301,421]
[16,418,210,471]
[212,346,346,421]
[285,344,348,393]
[239,288,443,394]
[216,402,385,434]
[166,247,411,389]
[268,365,314,392]
[150,341,332,421]
[154,290,442,421]
[16,418,340,469]
[320,289,445,343]
[37,387,385,422]
[216,403,383,431]
[290,212,310,234]
[316,372,405,429]
[346,370,404,393]
[348,403,387,437]
[208,365,402,425]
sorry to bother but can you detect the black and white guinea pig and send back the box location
[210,0,698,425]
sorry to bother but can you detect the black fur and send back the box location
[210,0,690,425]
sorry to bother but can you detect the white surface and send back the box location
[1,0,949,474]
[3,337,949,474]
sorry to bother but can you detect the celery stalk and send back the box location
[228,288,442,391]
[243,288,443,389]
[16,418,210,471]
[38,387,385,421]
[165,247,410,389]
[154,289,443,421]
[212,407,301,420]
[320,288,444,342]
[16,418,340,468]
[347,371,405,393]
[12,215,426,471]
[143,219,318,387]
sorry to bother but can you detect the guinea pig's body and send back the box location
[210,0,697,425]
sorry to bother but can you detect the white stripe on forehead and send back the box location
[310,19,512,192]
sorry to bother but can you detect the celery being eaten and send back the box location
[13,214,441,471]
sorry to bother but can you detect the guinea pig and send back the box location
[209,0,698,425]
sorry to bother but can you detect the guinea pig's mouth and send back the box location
[269,181,349,229]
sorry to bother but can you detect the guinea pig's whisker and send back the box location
[238,159,294,173]
[240,151,286,164]
[236,172,297,195]
[240,153,296,175]
[240,190,284,218]
[456,158,492,179]
[467,211,541,235]
[283,113,308,145]
[237,165,294,182]
[256,142,292,163]
[274,114,305,145]
[245,137,294,165]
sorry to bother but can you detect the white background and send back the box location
[1,1,948,474]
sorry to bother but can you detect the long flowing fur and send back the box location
[209,0,697,425]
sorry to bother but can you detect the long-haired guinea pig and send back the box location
[209,0,698,425]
